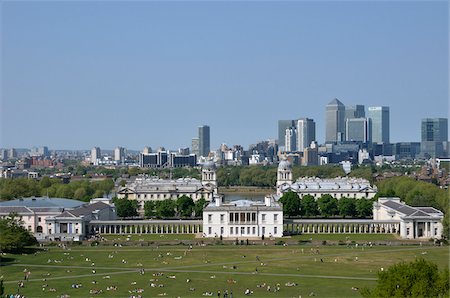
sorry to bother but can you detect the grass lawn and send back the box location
[1,244,448,297]
[288,233,398,242]
[99,234,196,241]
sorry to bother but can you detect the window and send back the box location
[208,214,212,223]
[246,213,251,222]
[406,228,410,235]
[434,228,438,236]
[220,214,224,223]
[274,227,278,234]
[220,227,224,235]
[241,227,245,235]
[252,227,256,234]
[262,214,266,222]
[38,217,41,223]
[208,227,212,235]
[235,213,239,222]
[27,225,31,231]
[247,227,250,234]
[262,227,266,235]
[230,227,233,235]
[274,214,278,222]
[252,213,256,222]
[235,227,238,234]
[229,213,234,223]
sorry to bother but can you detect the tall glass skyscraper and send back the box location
[345,105,365,120]
[367,106,390,143]
[278,120,295,149]
[325,98,345,143]
[421,118,448,158]
[198,125,210,157]
[345,118,369,142]
[296,118,316,151]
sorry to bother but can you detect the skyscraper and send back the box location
[421,118,448,157]
[191,138,199,157]
[346,118,369,142]
[367,106,390,143]
[285,127,297,152]
[114,146,125,164]
[345,105,365,120]
[296,118,316,152]
[198,125,210,157]
[325,98,346,143]
[91,147,101,165]
[278,120,295,149]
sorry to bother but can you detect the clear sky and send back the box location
[1,1,448,151]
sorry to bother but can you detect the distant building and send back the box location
[393,142,421,160]
[326,98,346,143]
[278,120,295,150]
[373,197,443,239]
[191,138,200,157]
[118,162,217,215]
[114,147,126,164]
[203,195,283,238]
[277,159,377,198]
[296,118,316,152]
[284,127,297,152]
[345,105,365,120]
[198,125,210,157]
[421,118,448,158]
[91,147,101,166]
[368,106,390,143]
[302,142,319,166]
[345,118,369,142]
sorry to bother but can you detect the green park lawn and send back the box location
[288,233,398,242]
[99,233,196,242]
[1,244,448,297]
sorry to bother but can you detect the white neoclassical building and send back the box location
[118,162,218,214]
[373,197,443,240]
[276,158,377,199]
[203,195,283,239]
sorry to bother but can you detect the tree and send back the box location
[300,195,318,217]
[176,195,195,218]
[279,191,301,217]
[114,198,138,218]
[194,198,208,217]
[144,201,156,218]
[73,188,87,200]
[317,195,338,217]
[338,197,357,218]
[356,199,373,218]
[39,176,52,189]
[0,214,37,252]
[361,258,449,297]
[156,199,176,218]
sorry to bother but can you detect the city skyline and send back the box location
[1,1,448,150]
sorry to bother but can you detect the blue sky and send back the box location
[1,1,448,150]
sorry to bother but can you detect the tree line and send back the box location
[0,214,37,252]
[0,177,114,201]
[279,191,373,218]
[113,195,208,219]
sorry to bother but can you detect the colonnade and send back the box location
[89,220,203,235]
[284,219,400,234]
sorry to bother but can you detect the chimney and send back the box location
[265,196,271,207]
[215,196,222,207]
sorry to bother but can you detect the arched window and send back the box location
[36,226,43,233]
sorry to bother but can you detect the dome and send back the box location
[202,161,216,170]
[278,159,292,170]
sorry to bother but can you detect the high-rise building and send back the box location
[367,106,390,143]
[114,147,125,164]
[91,147,101,165]
[325,98,346,143]
[346,118,369,143]
[191,138,200,157]
[345,105,365,120]
[198,125,210,157]
[278,120,295,149]
[295,118,316,152]
[421,118,448,158]
[285,127,297,152]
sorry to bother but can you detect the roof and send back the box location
[0,197,85,209]
[284,177,376,193]
[120,177,210,194]
[69,202,110,217]
[204,199,282,211]
[380,199,444,218]
[327,98,344,106]
[0,206,34,214]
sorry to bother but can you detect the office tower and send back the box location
[191,138,200,157]
[143,146,152,154]
[296,118,316,152]
[0,149,7,160]
[198,125,210,157]
[367,106,390,143]
[325,98,346,143]
[345,105,365,120]
[285,127,297,152]
[91,147,101,165]
[346,118,369,142]
[39,146,49,157]
[278,120,295,149]
[421,118,448,158]
[114,147,125,164]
